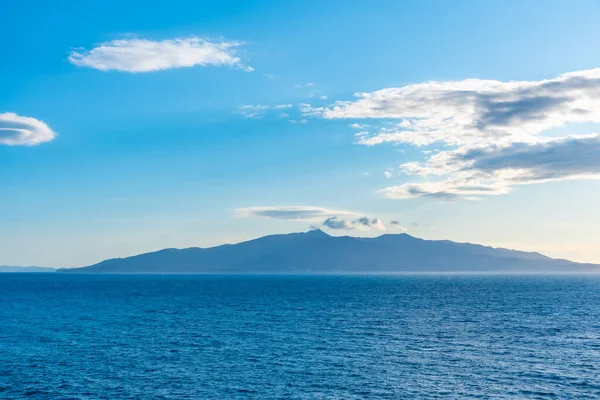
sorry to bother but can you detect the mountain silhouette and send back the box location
[57,230,599,274]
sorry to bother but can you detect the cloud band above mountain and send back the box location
[236,206,360,220]
[236,206,386,231]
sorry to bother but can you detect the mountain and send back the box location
[57,230,599,274]
[0,266,56,273]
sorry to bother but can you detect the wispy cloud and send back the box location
[237,206,386,231]
[0,112,56,146]
[68,37,252,73]
[236,206,360,220]
[385,134,600,200]
[240,105,271,118]
[240,104,294,118]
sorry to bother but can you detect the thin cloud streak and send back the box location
[237,206,386,231]
[236,206,360,220]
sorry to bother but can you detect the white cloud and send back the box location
[304,68,600,146]
[0,113,56,146]
[384,170,393,179]
[386,134,600,200]
[304,68,600,200]
[275,104,293,109]
[68,37,252,73]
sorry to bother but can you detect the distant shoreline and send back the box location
[4,270,600,276]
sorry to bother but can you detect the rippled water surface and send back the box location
[1,274,600,399]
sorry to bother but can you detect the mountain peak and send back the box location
[305,228,330,237]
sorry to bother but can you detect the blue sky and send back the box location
[2,0,600,267]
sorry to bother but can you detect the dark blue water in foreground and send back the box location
[1,275,600,399]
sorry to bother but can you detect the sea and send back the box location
[1,274,599,399]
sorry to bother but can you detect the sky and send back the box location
[2,0,600,267]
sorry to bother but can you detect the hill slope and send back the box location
[58,230,599,274]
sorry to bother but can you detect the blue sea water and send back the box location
[1,275,600,399]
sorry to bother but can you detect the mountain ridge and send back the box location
[57,230,599,274]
